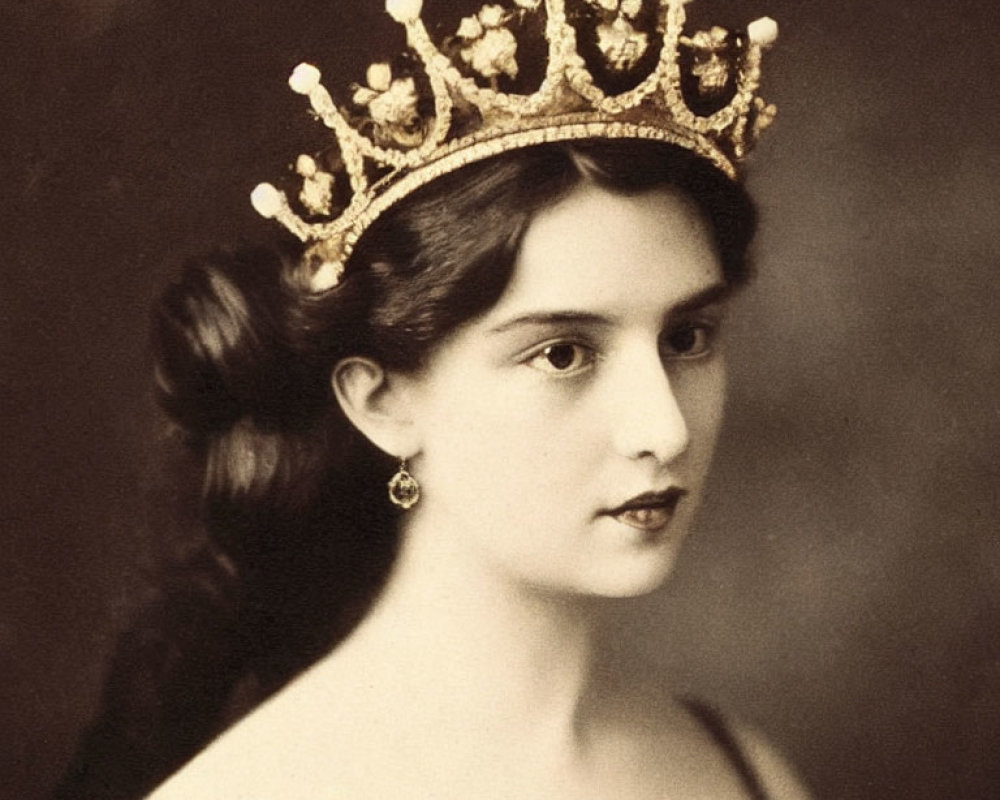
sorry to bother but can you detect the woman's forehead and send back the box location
[488,182,723,320]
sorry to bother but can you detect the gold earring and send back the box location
[387,459,420,509]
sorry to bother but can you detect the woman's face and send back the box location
[403,182,729,598]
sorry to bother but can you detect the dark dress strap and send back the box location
[682,699,770,800]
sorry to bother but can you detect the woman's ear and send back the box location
[331,357,419,458]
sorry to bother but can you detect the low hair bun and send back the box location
[152,246,322,438]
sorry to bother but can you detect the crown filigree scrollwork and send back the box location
[251,0,778,292]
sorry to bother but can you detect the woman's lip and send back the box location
[612,506,675,533]
[603,487,688,517]
[603,488,688,533]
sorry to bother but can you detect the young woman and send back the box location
[55,2,811,798]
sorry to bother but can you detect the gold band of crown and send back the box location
[251,0,778,292]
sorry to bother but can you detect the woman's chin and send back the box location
[584,517,691,597]
[600,562,681,598]
[570,544,685,600]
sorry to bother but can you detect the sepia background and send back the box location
[2,0,998,798]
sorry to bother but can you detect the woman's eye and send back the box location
[526,342,596,375]
[661,323,715,359]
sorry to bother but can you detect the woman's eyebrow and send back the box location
[487,311,614,335]
[671,282,732,315]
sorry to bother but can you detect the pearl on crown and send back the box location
[386,0,423,24]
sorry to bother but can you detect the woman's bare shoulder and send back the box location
[144,665,354,799]
[144,700,312,799]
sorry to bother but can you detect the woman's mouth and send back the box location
[603,488,688,533]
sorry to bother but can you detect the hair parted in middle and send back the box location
[59,138,756,799]
[156,135,755,686]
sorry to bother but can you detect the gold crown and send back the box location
[251,0,778,292]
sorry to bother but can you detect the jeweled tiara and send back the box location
[251,0,778,292]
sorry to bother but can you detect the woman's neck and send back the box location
[317,517,617,752]
[173,522,683,799]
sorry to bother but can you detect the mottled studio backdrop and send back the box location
[2,1,998,798]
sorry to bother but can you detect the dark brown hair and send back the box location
[53,139,755,799]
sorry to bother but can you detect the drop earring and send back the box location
[387,459,420,509]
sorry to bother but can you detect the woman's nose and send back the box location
[608,346,689,465]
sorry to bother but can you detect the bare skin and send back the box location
[148,185,812,800]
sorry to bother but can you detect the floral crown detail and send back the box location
[251,0,778,292]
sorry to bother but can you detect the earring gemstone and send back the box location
[388,463,420,509]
